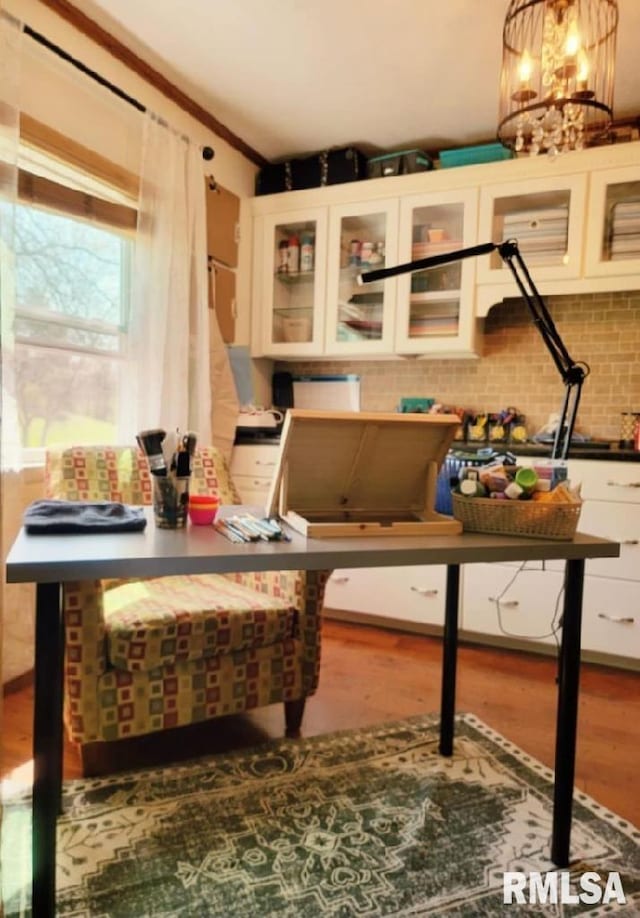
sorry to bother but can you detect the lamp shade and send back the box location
[498,0,618,156]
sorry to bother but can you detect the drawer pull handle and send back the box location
[489,598,519,608]
[607,480,640,488]
[621,538,639,545]
[256,460,276,467]
[410,587,438,597]
[330,576,350,585]
[597,613,635,624]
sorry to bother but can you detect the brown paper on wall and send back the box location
[208,270,239,464]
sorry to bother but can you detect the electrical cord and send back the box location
[490,560,563,650]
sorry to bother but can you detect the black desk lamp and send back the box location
[359,240,590,460]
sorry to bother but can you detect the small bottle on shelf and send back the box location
[300,233,314,272]
[277,239,289,273]
[287,234,300,273]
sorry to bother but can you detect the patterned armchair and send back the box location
[45,445,329,774]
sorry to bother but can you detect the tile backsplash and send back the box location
[280,289,640,443]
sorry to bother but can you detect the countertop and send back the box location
[452,441,640,462]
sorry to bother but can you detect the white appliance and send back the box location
[292,375,360,411]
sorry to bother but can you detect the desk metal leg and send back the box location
[32,582,64,918]
[551,558,584,868]
[439,564,460,756]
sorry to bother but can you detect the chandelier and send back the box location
[498,0,618,157]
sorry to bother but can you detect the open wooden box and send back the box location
[266,409,463,537]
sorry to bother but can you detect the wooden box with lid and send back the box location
[266,409,462,537]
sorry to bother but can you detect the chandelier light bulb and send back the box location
[519,49,534,84]
[498,0,618,157]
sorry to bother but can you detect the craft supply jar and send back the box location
[619,412,640,449]
[152,476,189,529]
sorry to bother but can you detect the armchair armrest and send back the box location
[225,569,331,696]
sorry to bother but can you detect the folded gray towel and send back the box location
[24,499,147,534]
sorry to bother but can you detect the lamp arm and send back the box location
[496,240,589,458]
[359,238,589,459]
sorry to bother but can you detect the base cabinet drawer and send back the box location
[230,444,279,506]
[581,576,640,658]
[231,474,271,507]
[325,566,448,627]
[230,443,280,477]
[462,564,564,647]
[569,459,640,504]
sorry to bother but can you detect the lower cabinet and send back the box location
[230,442,280,506]
[234,446,639,669]
[461,563,563,649]
[324,566,447,629]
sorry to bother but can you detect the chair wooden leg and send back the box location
[284,698,306,738]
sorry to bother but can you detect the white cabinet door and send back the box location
[230,444,279,506]
[395,187,480,357]
[584,165,640,280]
[476,173,587,286]
[255,208,328,357]
[324,199,399,356]
[325,566,448,627]
[230,443,280,478]
[462,563,564,647]
[575,500,640,581]
[581,576,640,658]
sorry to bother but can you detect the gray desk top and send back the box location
[6,506,620,584]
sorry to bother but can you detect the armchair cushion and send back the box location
[104,574,297,672]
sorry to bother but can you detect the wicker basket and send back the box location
[451,493,582,541]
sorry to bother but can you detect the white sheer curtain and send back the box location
[0,7,21,473]
[125,112,211,445]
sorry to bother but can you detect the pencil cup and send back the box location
[152,476,189,529]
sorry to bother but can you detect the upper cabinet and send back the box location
[251,141,640,359]
[584,165,640,279]
[476,173,587,286]
[395,188,479,356]
[324,200,399,355]
[253,208,328,357]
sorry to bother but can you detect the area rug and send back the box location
[2,713,638,916]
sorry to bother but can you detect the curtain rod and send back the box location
[24,24,215,161]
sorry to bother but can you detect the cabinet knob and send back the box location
[410,586,438,597]
[597,612,635,624]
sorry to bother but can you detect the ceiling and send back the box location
[82,0,640,164]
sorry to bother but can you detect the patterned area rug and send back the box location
[2,713,639,916]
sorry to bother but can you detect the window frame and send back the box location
[13,117,138,465]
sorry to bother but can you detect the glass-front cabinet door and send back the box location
[259,208,328,356]
[324,200,399,355]
[584,165,640,280]
[395,188,479,355]
[476,174,587,286]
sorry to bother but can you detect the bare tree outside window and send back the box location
[13,204,130,449]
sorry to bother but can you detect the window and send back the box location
[11,122,137,462]
[14,205,131,455]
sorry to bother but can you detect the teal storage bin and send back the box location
[367,149,433,179]
[439,143,515,168]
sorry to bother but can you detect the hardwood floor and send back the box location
[2,619,638,826]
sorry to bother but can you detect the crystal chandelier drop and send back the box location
[498,0,618,157]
